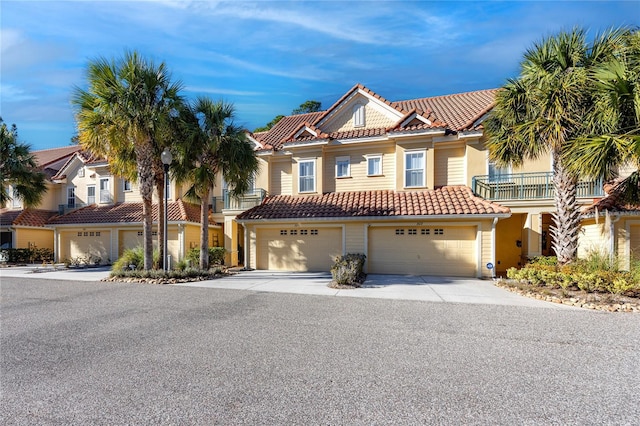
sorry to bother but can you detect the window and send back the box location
[87,185,96,205]
[99,178,110,203]
[310,229,318,235]
[123,180,132,192]
[408,229,417,235]
[77,232,82,237]
[299,159,315,193]
[78,168,85,178]
[300,230,308,235]
[96,232,101,237]
[280,230,287,235]
[421,229,430,235]
[67,187,76,208]
[290,229,297,235]
[11,188,21,208]
[353,103,365,127]
[405,151,425,188]
[488,161,510,182]
[336,156,350,178]
[434,229,444,235]
[395,229,405,235]
[367,155,382,176]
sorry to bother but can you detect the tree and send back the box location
[485,28,627,265]
[564,29,640,201]
[72,51,182,270]
[292,100,321,115]
[176,97,258,270]
[253,100,322,132]
[0,118,47,207]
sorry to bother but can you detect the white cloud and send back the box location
[184,86,263,96]
[0,84,37,102]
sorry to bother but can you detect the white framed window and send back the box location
[87,185,96,204]
[78,167,85,178]
[367,154,382,176]
[99,178,111,203]
[488,161,511,182]
[353,103,365,127]
[123,180,132,192]
[12,188,21,208]
[336,156,350,178]
[299,159,316,193]
[404,150,426,188]
[67,187,76,208]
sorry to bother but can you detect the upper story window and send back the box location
[353,103,365,128]
[67,187,76,208]
[99,178,111,204]
[405,150,426,188]
[488,161,511,182]
[336,156,350,178]
[123,180,132,192]
[87,185,96,205]
[367,154,382,176]
[12,188,21,208]
[299,159,316,193]
[78,167,85,178]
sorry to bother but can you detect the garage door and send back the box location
[257,227,342,271]
[368,226,477,276]
[60,230,111,263]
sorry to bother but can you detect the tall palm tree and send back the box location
[0,119,47,207]
[72,51,182,270]
[175,97,258,270]
[564,29,640,200]
[485,28,626,265]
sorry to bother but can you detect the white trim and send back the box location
[404,149,426,188]
[353,102,365,128]
[335,156,351,178]
[400,113,431,128]
[281,140,329,149]
[294,125,318,139]
[298,158,316,193]
[316,88,404,128]
[366,154,383,176]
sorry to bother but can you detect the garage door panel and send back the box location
[368,226,476,276]
[61,230,111,263]
[631,225,640,259]
[257,228,342,272]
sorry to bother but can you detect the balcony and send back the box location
[472,172,604,201]
[221,188,267,211]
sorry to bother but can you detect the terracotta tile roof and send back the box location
[393,88,498,132]
[254,112,324,150]
[252,86,497,151]
[52,150,108,180]
[33,146,82,168]
[0,209,58,227]
[47,200,205,225]
[582,182,640,216]
[237,186,509,221]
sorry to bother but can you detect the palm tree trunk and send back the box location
[156,181,165,270]
[200,187,210,270]
[136,141,155,270]
[550,155,581,265]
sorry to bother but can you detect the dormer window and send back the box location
[78,167,85,178]
[353,103,365,128]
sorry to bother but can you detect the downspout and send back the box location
[242,223,249,270]
[609,213,620,264]
[491,217,498,279]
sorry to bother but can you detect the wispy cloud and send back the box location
[184,86,264,96]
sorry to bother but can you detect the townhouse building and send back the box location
[4,84,633,274]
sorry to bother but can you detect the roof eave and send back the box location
[237,212,511,224]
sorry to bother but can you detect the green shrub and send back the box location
[331,253,366,286]
[112,247,160,271]
[528,256,558,266]
[0,247,54,263]
[109,267,219,279]
[186,247,226,268]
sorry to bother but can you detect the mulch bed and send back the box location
[496,279,640,312]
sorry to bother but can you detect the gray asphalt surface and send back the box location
[1,277,639,425]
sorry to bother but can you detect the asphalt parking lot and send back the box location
[1,277,639,425]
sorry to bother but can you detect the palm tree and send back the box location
[72,51,182,270]
[0,119,47,207]
[485,28,627,265]
[564,29,640,201]
[175,97,258,270]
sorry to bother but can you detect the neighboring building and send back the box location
[1,84,610,274]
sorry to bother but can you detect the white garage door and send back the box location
[61,230,111,263]
[368,226,477,276]
[257,227,342,271]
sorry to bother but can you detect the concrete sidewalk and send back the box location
[0,266,569,309]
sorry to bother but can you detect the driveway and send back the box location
[178,270,569,309]
[1,266,568,308]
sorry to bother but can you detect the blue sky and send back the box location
[1,1,637,150]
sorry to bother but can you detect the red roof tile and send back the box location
[0,209,58,227]
[393,88,497,132]
[582,182,640,216]
[254,112,325,150]
[33,146,82,168]
[237,187,509,221]
[47,200,205,225]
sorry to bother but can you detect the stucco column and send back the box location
[224,215,238,266]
